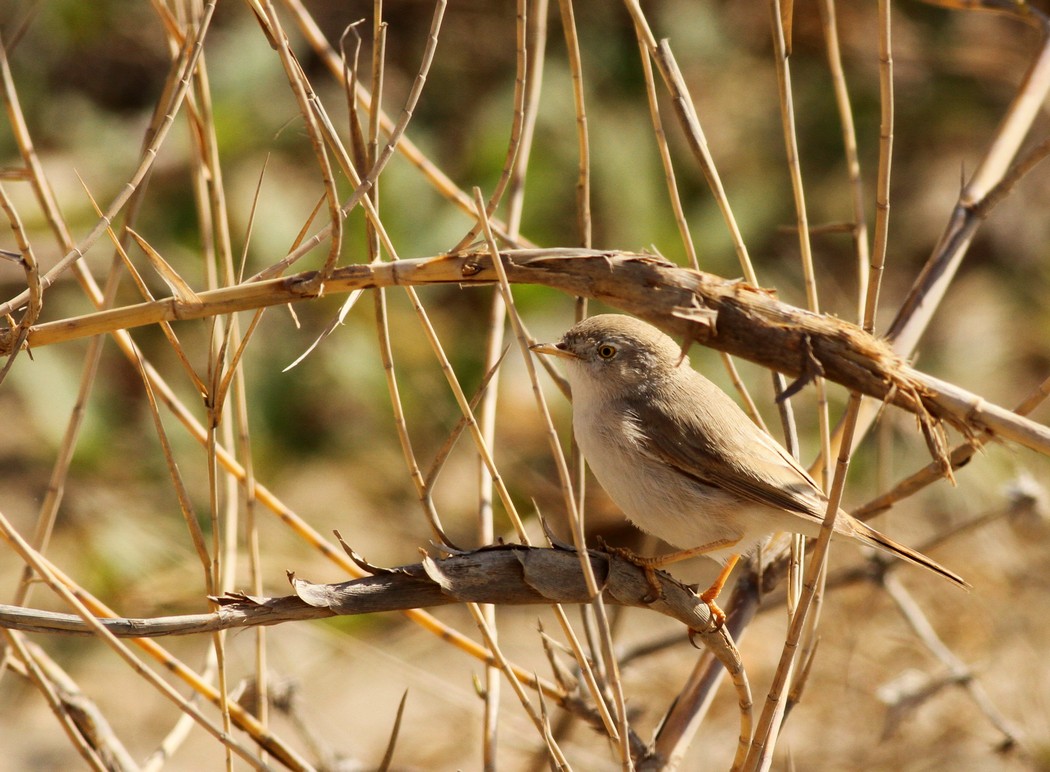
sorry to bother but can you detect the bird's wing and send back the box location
[629,373,971,589]
[631,375,829,522]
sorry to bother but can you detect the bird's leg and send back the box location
[599,537,742,624]
[697,553,740,630]
[641,538,742,569]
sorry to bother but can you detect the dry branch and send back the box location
[8,249,1050,458]
[0,545,725,642]
[0,543,753,752]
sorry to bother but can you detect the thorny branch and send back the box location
[0,543,755,764]
[6,249,1049,462]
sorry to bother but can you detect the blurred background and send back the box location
[1,1,1050,769]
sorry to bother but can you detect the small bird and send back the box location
[532,314,968,625]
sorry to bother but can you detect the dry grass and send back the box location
[2,1,1050,769]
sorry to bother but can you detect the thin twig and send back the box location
[818,0,872,326]
[743,391,865,770]
[474,190,623,747]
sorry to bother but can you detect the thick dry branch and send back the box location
[7,249,1050,455]
[0,543,754,766]
[0,545,752,739]
[0,544,732,651]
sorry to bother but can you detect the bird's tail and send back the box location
[848,519,971,590]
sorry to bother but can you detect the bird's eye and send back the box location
[596,343,617,360]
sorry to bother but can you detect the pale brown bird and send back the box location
[533,314,968,625]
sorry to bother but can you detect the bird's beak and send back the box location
[530,341,578,360]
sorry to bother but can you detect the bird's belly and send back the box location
[573,410,761,560]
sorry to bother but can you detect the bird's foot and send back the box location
[597,537,665,603]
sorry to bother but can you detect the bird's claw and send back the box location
[699,585,727,630]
